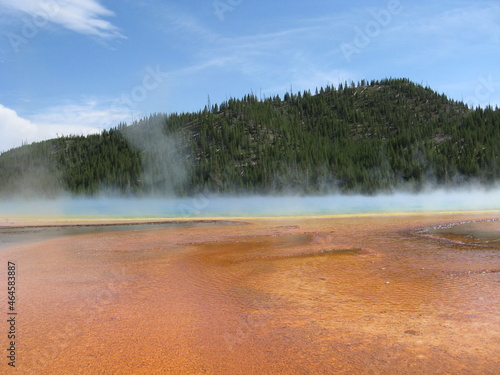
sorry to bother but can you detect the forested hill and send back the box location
[1,78,499,197]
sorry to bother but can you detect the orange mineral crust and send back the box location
[1,213,499,374]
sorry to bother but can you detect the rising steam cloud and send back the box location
[121,114,191,197]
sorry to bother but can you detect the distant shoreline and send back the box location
[1,209,499,228]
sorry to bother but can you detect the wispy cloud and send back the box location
[172,17,358,93]
[30,101,132,129]
[0,0,124,39]
[410,3,500,37]
[135,1,218,48]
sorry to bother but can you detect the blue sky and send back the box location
[0,0,499,152]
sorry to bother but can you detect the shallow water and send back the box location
[1,213,499,374]
[0,221,235,251]
[422,219,500,246]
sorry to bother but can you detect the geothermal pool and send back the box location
[1,188,500,218]
[0,212,499,374]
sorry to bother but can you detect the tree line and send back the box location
[0,78,498,197]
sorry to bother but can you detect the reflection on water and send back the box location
[419,219,500,246]
[2,214,499,374]
[0,221,236,251]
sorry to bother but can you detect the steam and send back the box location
[1,186,499,219]
[121,114,190,196]
[0,146,64,198]
[1,114,499,217]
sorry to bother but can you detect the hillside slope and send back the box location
[1,78,499,196]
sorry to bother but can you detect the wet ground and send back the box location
[1,213,499,374]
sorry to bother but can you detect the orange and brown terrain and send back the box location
[1,212,499,374]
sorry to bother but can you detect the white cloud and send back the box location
[0,102,132,153]
[0,104,38,151]
[0,0,124,39]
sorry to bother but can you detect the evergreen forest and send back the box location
[1,78,499,197]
